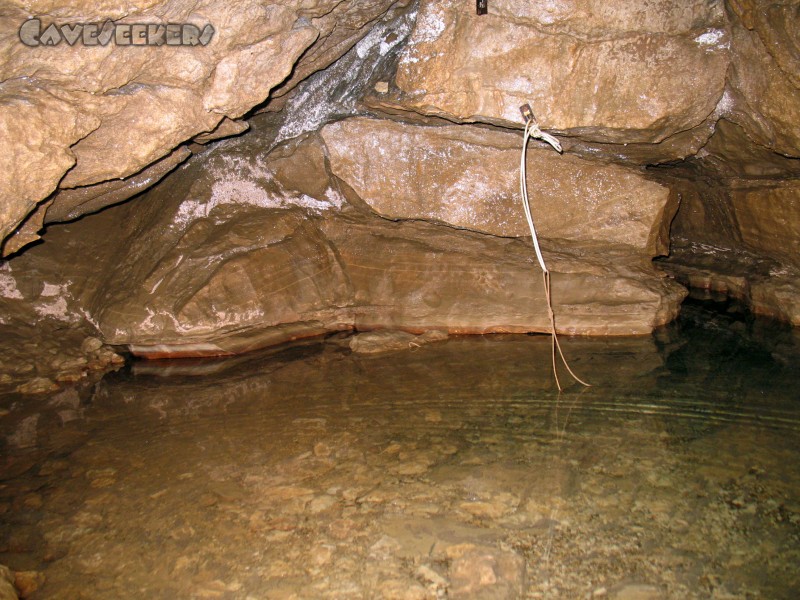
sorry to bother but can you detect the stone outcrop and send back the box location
[0,257,124,393]
[387,0,730,147]
[369,0,800,177]
[2,0,800,383]
[0,0,409,253]
[348,330,449,354]
[2,146,193,257]
[321,118,676,257]
[0,564,17,600]
[8,203,686,358]
[731,181,800,269]
[661,175,800,325]
[2,122,686,361]
[726,0,800,159]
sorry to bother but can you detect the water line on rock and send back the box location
[519,105,590,390]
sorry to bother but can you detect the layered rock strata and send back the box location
[380,0,731,158]
[662,177,800,325]
[1,0,799,382]
[0,0,411,253]
[2,121,686,360]
[320,118,676,256]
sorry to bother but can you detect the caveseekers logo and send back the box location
[19,18,214,47]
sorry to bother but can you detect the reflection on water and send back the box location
[1,301,799,599]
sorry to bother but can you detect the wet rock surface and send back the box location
[726,1,800,160]
[0,112,687,360]
[660,174,800,326]
[1,304,799,598]
[389,0,730,144]
[0,0,797,325]
[7,197,685,356]
[730,181,800,269]
[0,0,411,251]
[321,118,675,256]
[0,565,17,600]
[348,330,449,355]
[1,0,798,341]
[0,264,124,394]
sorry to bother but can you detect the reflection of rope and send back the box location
[542,385,589,582]
[520,112,590,390]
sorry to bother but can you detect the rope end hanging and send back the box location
[519,102,589,390]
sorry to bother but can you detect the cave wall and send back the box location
[0,0,412,254]
[656,1,800,324]
[1,0,799,389]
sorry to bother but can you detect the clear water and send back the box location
[1,301,799,599]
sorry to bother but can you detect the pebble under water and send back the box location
[1,301,799,599]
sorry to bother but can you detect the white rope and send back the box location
[519,113,590,390]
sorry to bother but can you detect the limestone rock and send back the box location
[731,181,800,268]
[0,0,405,251]
[63,135,349,355]
[12,571,44,599]
[268,0,415,100]
[1,192,49,259]
[192,118,249,145]
[0,82,96,251]
[16,377,59,395]
[726,2,800,158]
[80,337,104,354]
[610,583,664,600]
[390,0,730,144]
[322,213,684,338]
[44,146,192,225]
[624,3,800,176]
[349,330,448,354]
[446,543,525,599]
[16,203,685,357]
[690,119,800,179]
[321,118,675,257]
[751,275,800,326]
[657,171,800,326]
[96,206,352,357]
[3,120,687,357]
[662,174,741,251]
[268,5,417,146]
[661,247,800,327]
[0,565,16,600]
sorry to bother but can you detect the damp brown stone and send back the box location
[390,0,730,146]
[1,0,800,381]
[2,122,686,359]
[0,0,410,252]
[321,117,676,257]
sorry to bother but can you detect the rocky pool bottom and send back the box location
[1,300,799,599]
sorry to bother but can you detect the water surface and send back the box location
[2,301,799,599]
